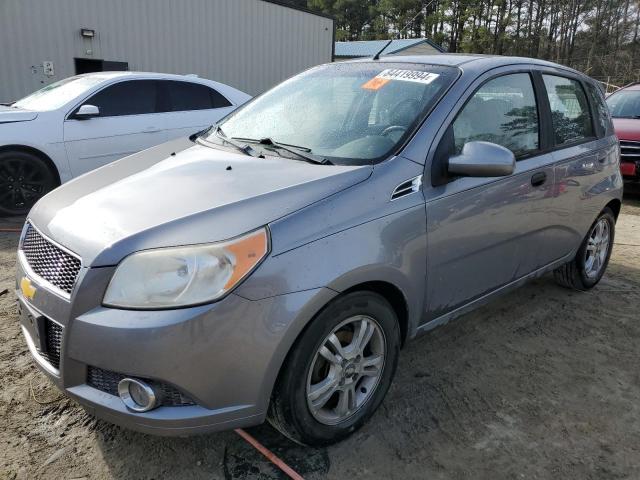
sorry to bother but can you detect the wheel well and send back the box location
[268,281,411,411]
[0,145,61,185]
[605,198,621,220]
[343,281,409,346]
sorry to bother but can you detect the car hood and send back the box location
[29,138,372,267]
[0,105,38,123]
[612,118,640,141]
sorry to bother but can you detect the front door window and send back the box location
[453,73,540,158]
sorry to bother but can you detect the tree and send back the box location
[307,0,640,87]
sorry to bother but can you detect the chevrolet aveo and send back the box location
[16,55,622,445]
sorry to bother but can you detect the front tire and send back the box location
[268,291,400,446]
[0,150,58,216]
[553,207,615,290]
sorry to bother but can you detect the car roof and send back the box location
[616,83,640,91]
[73,71,212,82]
[66,71,250,103]
[344,53,584,76]
[347,53,488,66]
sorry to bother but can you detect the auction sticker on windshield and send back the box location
[362,69,440,90]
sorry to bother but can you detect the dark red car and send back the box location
[606,83,640,182]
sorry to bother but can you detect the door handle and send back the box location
[142,126,160,133]
[531,172,547,187]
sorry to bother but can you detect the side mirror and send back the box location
[447,141,515,177]
[74,104,100,119]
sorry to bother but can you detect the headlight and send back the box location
[103,228,269,309]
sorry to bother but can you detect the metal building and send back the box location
[0,0,334,102]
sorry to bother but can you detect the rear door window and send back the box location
[83,80,158,117]
[163,81,231,111]
[542,74,594,145]
[452,73,539,157]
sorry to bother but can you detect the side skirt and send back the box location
[414,251,576,337]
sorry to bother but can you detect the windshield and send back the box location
[13,76,106,111]
[606,89,640,118]
[211,62,458,165]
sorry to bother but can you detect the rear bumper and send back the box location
[16,256,336,436]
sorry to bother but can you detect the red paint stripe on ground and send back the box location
[234,428,304,480]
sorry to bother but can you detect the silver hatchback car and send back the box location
[16,55,622,445]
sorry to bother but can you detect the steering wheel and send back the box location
[381,98,421,138]
[381,125,407,137]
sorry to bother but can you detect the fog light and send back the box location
[117,378,157,412]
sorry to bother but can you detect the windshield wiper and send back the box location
[197,125,259,157]
[190,124,214,141]
[232,137,332,165]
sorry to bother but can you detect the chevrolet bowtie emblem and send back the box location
[20,277,36,300]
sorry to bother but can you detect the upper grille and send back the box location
[38,319,63,370]
[21,224,81,295]
[87,366,196,407]
[620,140,640,163]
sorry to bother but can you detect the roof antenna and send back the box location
[372,39,393,60]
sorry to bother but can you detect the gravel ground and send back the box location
[1,196,639,480]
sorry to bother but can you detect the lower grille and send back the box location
[38,319,63,370]
[87,366,196,407]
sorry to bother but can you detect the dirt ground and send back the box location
[1,196,639,480]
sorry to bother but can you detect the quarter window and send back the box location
[585,82,613,137]
[542,75,594,144]
[84,80,158,117]
[453,73,539,157]
[163,81,231,111]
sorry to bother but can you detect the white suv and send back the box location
[0,72,251,215]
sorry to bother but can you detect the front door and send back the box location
[424,71,557,321]
[64,80,166,177]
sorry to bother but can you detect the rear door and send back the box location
[63,80,167,176]
[424,69,558,321]
[541,73,617,258]
[159,80,235,140]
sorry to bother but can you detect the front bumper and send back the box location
[16,256,336,436]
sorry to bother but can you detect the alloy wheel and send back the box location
[583,217,610,279]
[0,157,53,214]
[306,315,386,425]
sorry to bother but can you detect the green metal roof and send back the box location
[335,38,443,57]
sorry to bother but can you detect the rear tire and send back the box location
[268,291,400,446]
[0,150,58,216]
[553,207,615,290]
